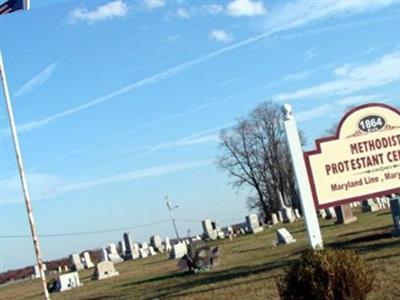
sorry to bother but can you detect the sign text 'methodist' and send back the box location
[325,134,400,176]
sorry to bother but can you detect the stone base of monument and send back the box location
[93,261,119,280]
[48,272,82,293]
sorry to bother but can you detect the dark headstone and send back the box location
[335,205,357,224]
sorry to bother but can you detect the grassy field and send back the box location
[1,209,399,300]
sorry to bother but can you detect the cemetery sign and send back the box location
[304,103,400,209]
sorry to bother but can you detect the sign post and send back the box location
[282,104,323,249]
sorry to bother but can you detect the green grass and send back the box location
[1,209,399,300]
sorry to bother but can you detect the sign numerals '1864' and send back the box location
[304,103,400,209]
[358,115,385,133]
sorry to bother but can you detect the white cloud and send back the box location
[263,0,394,32]
[274,51,400,101]
[226,0,266,17]
[210,30,234,43]
[1,173,64,204]
[138,124,230,155]
[168,4,223,19]
[68,0,129,24]
[143,0,165,10]
[296,104,333,122]
[200,4,224,15]
[3,0,394,136]
[14,63,57,98]
[60,160,211,193]
[335,94,379,106]
[1,161,211,204]
[283,70,311,82]
[174,7,190,19]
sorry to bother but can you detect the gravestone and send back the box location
[70,254,84,271]
[245,214,264,233]
[334,205,357,224]
[390,197,400,236]
[276,228,296,245]
[101,248,109,262]
[118,241,126,256]
[93,261,119,280]
[107,244,123,263]
[63,265,69,272]
[324,207,336,219]
[148,246,157,256]
[57,266,62,274]
[222,226,234,238]
[123,232,134,260]
[277,211,284,223]
[271,213,279,225]
[139,247,148,258]
[170,242,187,259]
[318,209,327,219]
[164,237,172,252]
[82,252,94,269]
[131,243,140,259]
[294,208,301,219]
[54,272,82,292]
[33,265,41,278]
[362,199,379,212]
[202,219,218,240]
[150,235,164,252]
[282,207,295,223]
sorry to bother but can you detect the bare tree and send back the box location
[217,102,304,220]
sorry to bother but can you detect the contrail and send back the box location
[13,29,277,135]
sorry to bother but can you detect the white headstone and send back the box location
[276,228,296,245]
[139,248,148,258]
[201,219,218,240]
[277,211,284,223]
[93,261,119,280]
[245,214,264,233]
[70,254,84,271]
[131,243,140,259]
[107,243,124,264]
[82,252,95,269]
[150,235,164,252]
[101,248,109,262]
[294,208,301,219]
[148,246,157,256]
[271,213,279,225]
[282,207,295,223]
[164,237,172,252]
[170,242,187,259]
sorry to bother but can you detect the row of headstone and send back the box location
[51,259,121,293]
[69,251,95,271]
[270,207,302,226]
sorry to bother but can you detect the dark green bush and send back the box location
[277,248,375,300]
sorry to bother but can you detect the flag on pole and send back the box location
[0,0,29,15]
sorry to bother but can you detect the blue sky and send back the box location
[0,0,399,271]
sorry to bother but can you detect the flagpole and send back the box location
[0,52,50,300]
